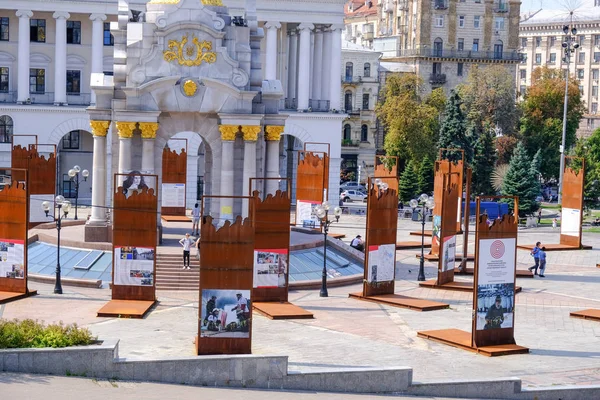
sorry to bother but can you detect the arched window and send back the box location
[361,125,368,142]
[344,91,353,112]
[364,63,371,77]
[494,40,504,59]
[0,115,13,143]
[343,124,351,141]
[433,38,443,57]
[345,62,353,81]
[362,93,370,110]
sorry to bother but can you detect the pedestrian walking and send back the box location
[538,246,547,278]
[179,233,195,270]
[537,209,542,224]
[552,218,557,229]
[192,203,200,235]
[528,241,541,275]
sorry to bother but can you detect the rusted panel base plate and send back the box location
[454,267,534,278]
[410,230,433,237]
[419,280,522,293]
[570,309,600,321]
[517,243,593,251]
[253,302,314,320]
[328,233,345,239]
[417,254,475,262]
[349,293,449,311]
[97,300,156,318]
[396,241,431,250]
[0,290,37,304]
[417,329,529,357]
[160,215,191,222]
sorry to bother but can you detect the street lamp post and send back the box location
[410,194,435,282]
[68,165,89,220]
[315,201,342,297]
[559,19,579,204]
[42,196,71,294]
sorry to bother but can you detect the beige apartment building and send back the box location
[345,0,522,93]
[519,2,600,138]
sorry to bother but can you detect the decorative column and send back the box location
[321,27,332,104]
[329,25,343,111]
[90,14,107,105]
[53,12,70,106]
[297,23,314,111]
[265,126,285,194]
[312,27,323,107]
[287,30,298,108]
[241,126,261,217]
[264,22,281,81]
[16,10,33,104]
[116,122,136,176]
[139,122,159,190]
[89,121,110,223]
[219,125,238,220]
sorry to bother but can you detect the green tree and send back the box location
[501,142,539,216]
[377,74,445,166]
[472,128,497,196]
[573,129,600,208]
[458,65,519,136]
[417,156,434,195]
[399,160,419,202]
[520,66,585,179]
[438,90,473,164]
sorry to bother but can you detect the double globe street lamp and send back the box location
[410,194,435,282]
[67,165,89,220]
[314,201,342,297]
[42,196,71,294]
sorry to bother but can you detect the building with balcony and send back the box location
[519,1,600,138]
[340,40,381,182]
[344,0,522,93]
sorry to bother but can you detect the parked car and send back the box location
[340,190,367,203]
[340,182,366,192]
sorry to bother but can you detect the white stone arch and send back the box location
[283,122,312,145]
[48,118,92,146]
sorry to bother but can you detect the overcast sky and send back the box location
[520,0,586,13]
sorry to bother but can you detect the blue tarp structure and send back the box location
[463,201,509,220]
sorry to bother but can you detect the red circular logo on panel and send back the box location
[490,240,505,259]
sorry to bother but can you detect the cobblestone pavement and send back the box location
[4,216,600,389]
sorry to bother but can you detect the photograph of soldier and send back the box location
[200,289,251,338]
[476,283,514,330]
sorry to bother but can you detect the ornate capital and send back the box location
[219,125,239,141]
[298,23,315,32]
[265,126,285,141]
[89,13,107,22]
[90,120,110,137]
[241,126,261,141]
[265,22,282,30]
[16,10,33,19]
[53,11,70,20]
[139,122,159,139]
[116,122,136,139]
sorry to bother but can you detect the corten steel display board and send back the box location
[457,167,472,273]
[436,173,459,286]
[0,169,37,303]
[295,151,328,229]
[362,176,399,297]
[27,144,57,229]
[97,174,158,318]
[439,149,464,233]
[374,156,399,192]
[304,142,330,194]
[197,195,255,355]
[560,157,585,248]
[161,139,188,217]
[11,135,38,182]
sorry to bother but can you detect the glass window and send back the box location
[66,70,80,94]
[593,103,598,113]
[103,22,114,46]
[457,62,464,76]
[435,15,444,28]
[345,62,353,80]
[30,19,46,42]
[520,69,526,79]
[593,86,598,97]
[594,52,600,62]
[344,91,352,111]
[343,124,351,141]
[535,37,541,47]
[0,67,8,93]
[62,130,80,150]
[549,36,556,47]
[519,85,526,97]
[459,16,465,28]
[474,16,480,29]
[0,115,13,143]
[521,37,527,48]
[494,17,505,30]
[578,69,585,79]
[458,38,464,51]
[361,125,368,142]
[494,42,503,58]
[362,93,369,109]
[579,35,585,46]
[66,21,81,44]
[579,85,584,95]
[433,62,442,74]
[549,53,556,63]
[535,53,541,64]
[593,69,599,80]
[29,68,45,93]
[579,52,586,63]
[472,39,479,52]
[363,63,370,77]
[0,17,8,41]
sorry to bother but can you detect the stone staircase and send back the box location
[155,253,199,291]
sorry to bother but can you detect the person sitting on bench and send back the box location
[350,235,364,252]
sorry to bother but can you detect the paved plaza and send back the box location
[3,213,600,391]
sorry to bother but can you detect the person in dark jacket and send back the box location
[484,295,505,329]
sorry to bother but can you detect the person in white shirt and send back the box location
[350,235,364,252]
[192,203,200,235]
[233,292,249,321]
[179,233,195,270]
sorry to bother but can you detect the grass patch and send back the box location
[542,204,562,210]
[584,227,600,233]
[0,319,95,349]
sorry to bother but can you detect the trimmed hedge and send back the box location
[0,319,95,349]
